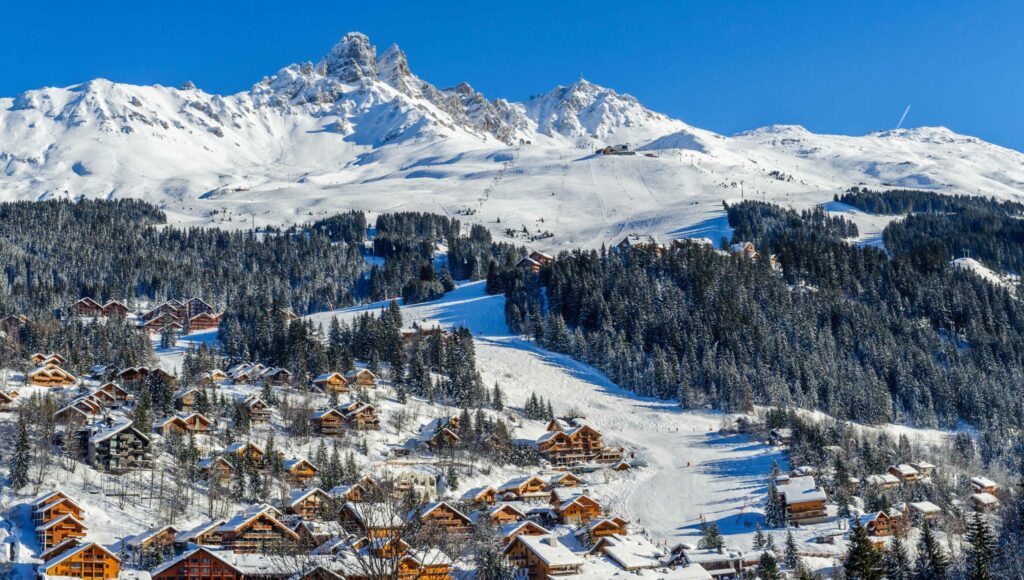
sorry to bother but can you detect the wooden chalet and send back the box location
[417,501,472,533]
[499,475,549,502]
[79,418,152,472]
[776,476,829,525]
[243,395,272,423]
[546,472,583,489]
[199,368,228,385]
[284,458,319,486]
[888,464,921,483]
[537,423,620,467]
[581,516,628,539]
[128,525,179,553]
[460,485,499,507]
[344,368,377,387]
[486,503,527,525]
[27,364,78,387]
[338,502,404,539]
[101,300,129,318]
[116,366,149,385]
[158,413,213,436]
[198,456,235,483]
[72,297,104,317]
[312,372,349,393]
[225,441,265,466]
[54,404,91,426]
[97,382,131,404]
[286,488,332,520]
[173,520,226,549]
[174,386,200,412]
[553,493,602,525]
[40,541,120,579]
[262,367,292,386]
[0,389,16,411]
[329,481,373,503]
[341,401,380,430]
[142,313,185,334]
[971,492,1000,513]
[429,426,461,450]
[908,501,943,520]
[910,461,937,477]
[216,504,300,553]
[38,537,84,565]
[31,352,66,366]
[857,511,893,537]
[729,241,758,259]
[0,314,28,330]
[33,493,86,527]
[311,408,347,435]
[500,521,549,546]
[188,311,222,331]
[185,297,214,318]
[36,513,88,550]
[503,534,583,579]
[971,476,999,494]
[152,547,239,580]
[396,549,454,580]
[616,233,663,255]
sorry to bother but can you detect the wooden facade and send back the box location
[80,419,152,472]
[188,311,222,331]
[41,542,120,580]
[419,502,472,533]
[313,372,349,393]
[287,488,332,520]
[217,508,300,553]
[72,298,104,317]
[37,514,88,550]
[311,408,347,435]
[152,547,242,580]
[537,424,618,467]
[27,364,78,387]
[503,535,583,579]
[555,495,602,525]
[344,368,377,387]
[284,458,319,486]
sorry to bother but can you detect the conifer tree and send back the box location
[884,535,912,580]
[785,530,799,569]
[914,524,948,580]
[753,523,766,550]
[964,514,996,580]
[10,415,31,489]
[765,478,786,528]
[757,552,782,580]
[844,520,883,580]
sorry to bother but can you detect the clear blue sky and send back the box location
[3,1,1022,150]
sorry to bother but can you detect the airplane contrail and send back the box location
[896,105,911,129]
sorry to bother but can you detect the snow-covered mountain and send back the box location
[2,31,1024,249]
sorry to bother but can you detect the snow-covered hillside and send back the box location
[3,32,1024,250]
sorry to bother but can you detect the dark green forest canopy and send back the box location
[838,188,1024,275]
[498,200,1024,434]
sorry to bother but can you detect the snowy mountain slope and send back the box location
[2,32,1024,249]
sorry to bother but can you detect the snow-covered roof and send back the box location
[286,487,328,508]
[596,534,667,570]
[505,534,583,568]
[225,441,263,454]
[127,525,178,548]
[776,476,826,503]
[89,418,147,444]
[460,485,498,501]
[418,501,471,523]
[909,501,942,514]
[283,458,317,472]
[175,519,225,543]
[971,492,999,505]
[891,464,919,476]
[971,476,997,489]
[42,542,119,572]
[35,513,87,532]
[866,473,900,485]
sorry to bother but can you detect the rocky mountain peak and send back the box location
[320,32,378,84]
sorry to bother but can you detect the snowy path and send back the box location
[315,281,785,544]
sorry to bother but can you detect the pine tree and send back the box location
[914,524,948,580]
[765,478,786,528]
[10,415,31,489]
[753,523,766,550]
[785,530,799,569]
[844,519,883,580]
[133,388,154,434]
[964,514,996,580]
[757,551,782,580]
[493,383,504,411]
[445,463,460,491]
[884,535,912,580]
[698,520,724,552]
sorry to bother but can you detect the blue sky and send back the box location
[3,1,1022,150]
